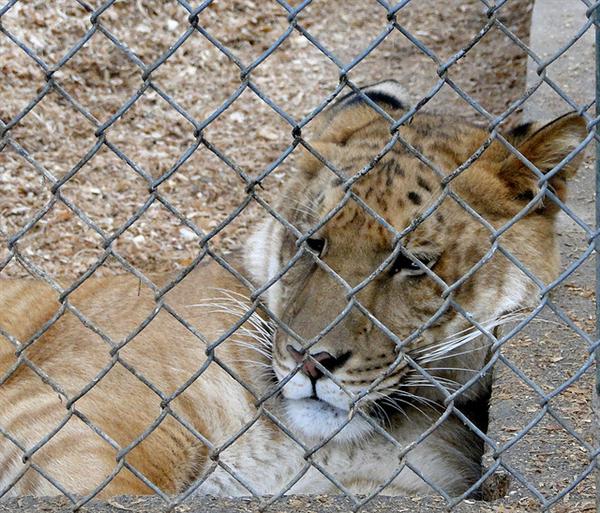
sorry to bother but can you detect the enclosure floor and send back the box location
[1,0,532,278]
[481,1,596,511]
[0,494,533,513]
[2,0,596,512]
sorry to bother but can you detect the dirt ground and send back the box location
[1,1,597,512]
[1,0,532,278]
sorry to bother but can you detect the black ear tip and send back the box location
[334,79,410,111]
[508,112,588,146]
[508,121,534,142]
[361,80,410,108]
[372,79,402,87]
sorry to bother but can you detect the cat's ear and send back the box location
[311,80,409,145]
[506,120,542,146]
[500,112,587,204]
[333,80,410,113]
[298,81,410,174]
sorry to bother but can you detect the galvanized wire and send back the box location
[0,0,597,511]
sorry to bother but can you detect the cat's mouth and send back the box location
[287,397,347,414]
[282,397,374,443]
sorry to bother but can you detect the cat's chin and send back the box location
[283,398,374,444]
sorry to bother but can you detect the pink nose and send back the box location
[286,345,337,381]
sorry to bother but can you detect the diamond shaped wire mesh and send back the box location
[0,0,597,511]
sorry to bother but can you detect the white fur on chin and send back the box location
[284,398,373,444]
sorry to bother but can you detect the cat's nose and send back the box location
[286,345,351,381]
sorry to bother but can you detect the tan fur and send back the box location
[0,264,264,495]
[0,82,587,498]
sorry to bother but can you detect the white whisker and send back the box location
[424,366,479,373]
[227,359,273,368]
[379,387,445,410]
[411,312,526,364]
[227,339,272,359]
[381,395,435,421]
[371,392,409,421]
[369,393,396,424]
[419,345,487,363]
[404,372,462,386]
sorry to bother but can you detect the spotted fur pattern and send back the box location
[0,80,587,499]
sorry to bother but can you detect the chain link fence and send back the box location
[0,0,598,512]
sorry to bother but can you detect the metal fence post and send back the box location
[596,2,600,508]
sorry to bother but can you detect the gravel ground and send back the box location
[482,3,597,510]
[3,1,597,513]
[1,0,532,279]
[0,494,568,513]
